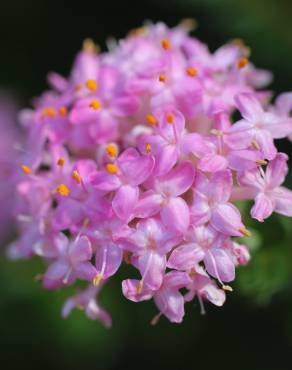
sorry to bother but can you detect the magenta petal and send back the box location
[201,282,226,306]
[163,271,192,289]
[90,171,121,191]
[235,93,264,121]
[161,197,190,234]
[154,144,178,176]
[70,236,92,263]
[112,184,139,220]
[198,153,228,173]
[254,129,277,160]
[204,249,235,282]
[156,161,195,197]
[228,149,264,171]
[154,289,185,323]
[208,170,232,203]
[251,193,274,222]
[225,120,253,149]
[112,95,139,116]
[95,243,123,279]
[167,243,205,270]
[211,203,243,236]
[119,152,154,186]
[266,153,288,188]
[43,260,70,289]
[272,187,292,217]
[134,190,162,218]
[122,279,153,302]
[85,300,112,328]
[137,252,166,290]
[75,261,98,281]
[181,133,211,157]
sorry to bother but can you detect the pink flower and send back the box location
[227,93,292,160]
[6,21,292,325]
[238,153,292,221]
[43,234,97,289]
[91,148,154,220]
[135,161,195,233]
[62,284,112,328]
[122,271,191,323]
[121,217,181,290]
[190,170,248,236]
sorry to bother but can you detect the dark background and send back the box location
[1,1,292,369]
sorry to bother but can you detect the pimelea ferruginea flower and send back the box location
[7,21,292,326]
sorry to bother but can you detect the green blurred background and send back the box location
[1,1,292,369]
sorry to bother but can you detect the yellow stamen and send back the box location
[251,140,260,150]
[136,280,143,294]
[89,99,101,110]
[256,159,267,166]
[179,18,198,31]
[106,143,118,158]
[21,165,32,175]
[159,74,166,83]
[210,129,223,137]
[239,227,252,237]
[161,38,170,50]
[238,57,248,69]
[222,285,233,292]
[186,66,198,77]
[74,84,82,92]
[145,143,152,153]
[146,114,157,126]
[86,79,97,92]
[76,304,85,310]
[72,170,81,184]
[166,112,174,124]
[42,107,57,118]
[57,157,65,167]
[93,274,102,286]
[106,163,118,174]
[56,184,71,197]
[82,38,99,54]
[59,106,67,117]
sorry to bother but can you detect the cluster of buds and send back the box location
[9,22,292,325]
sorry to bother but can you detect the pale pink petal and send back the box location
[161,197,190,234]
[228,149,264,171]
[155,161,195,197]
[208,170,232,203]
[137,252,166,290]
[251,193,275,222]
[198,153,228,173]
[154,289,185,323]
[70,236,92,263]
[75,261,98,281]
[122,279,153,302]
[154,144,178,176]
[167,243,205,270]
[95,243,123,279]
[266,153,288,188]
[134,190,162,218]
[204,249,235,282]
[225,119,254,149]
[43,260,70,289]
[254,129,277,160]
[112,184,138,220]
[90,171,121,191]
[235,93,264,122]
[273,187,292,217]
[211,203,244,236]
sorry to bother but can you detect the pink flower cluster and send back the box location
[9,22,292,325]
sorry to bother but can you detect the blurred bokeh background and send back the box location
[0,0,292,369]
